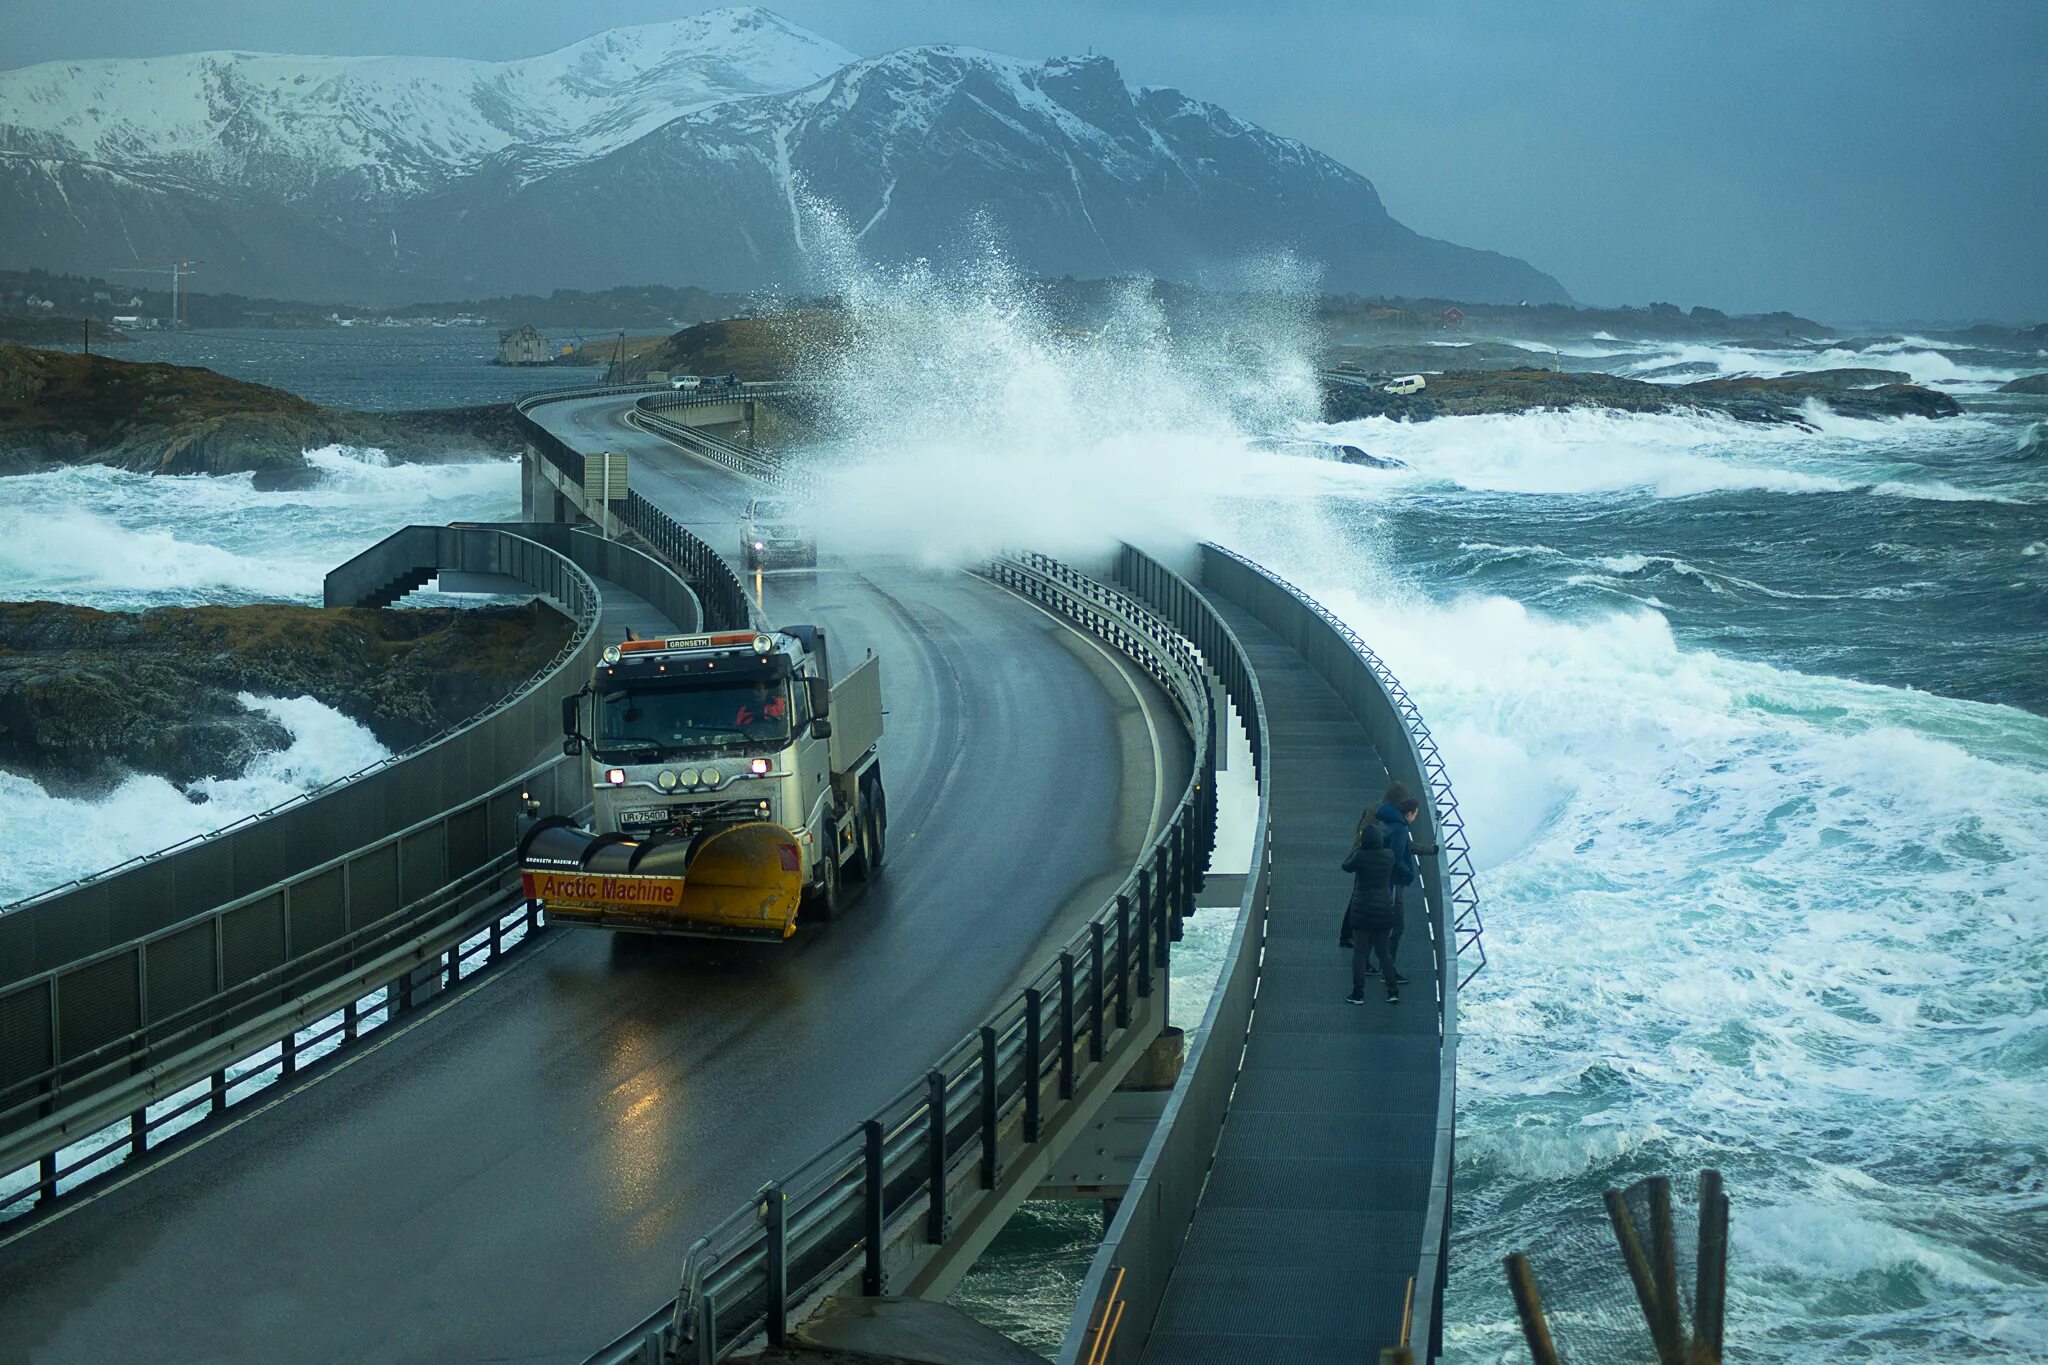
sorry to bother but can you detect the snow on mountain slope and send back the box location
[0,19,1567,304]
[0,6,852,197]
[396,46,1564,303]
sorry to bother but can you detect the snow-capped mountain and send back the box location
[0,8,1567,304]
[0,8,854,199]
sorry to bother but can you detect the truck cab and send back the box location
[525,627,885,939]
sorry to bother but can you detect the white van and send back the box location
[669,374,703,391]
[1383,374,1428,396]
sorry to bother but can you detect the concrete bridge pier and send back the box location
[522,445,578,524]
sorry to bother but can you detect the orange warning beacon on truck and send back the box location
[517,625,885,939]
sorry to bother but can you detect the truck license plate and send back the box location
[620,807,671,824]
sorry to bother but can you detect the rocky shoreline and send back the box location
[1323,366,1963,426]
[0,344,522,476]
[0,600,571,794]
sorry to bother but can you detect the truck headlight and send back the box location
[676,767,699,787]
[604,769,627,786]
[657,770,679,791]
[602,645,621,665]
[749,757,771,776]
[700,768,725,789]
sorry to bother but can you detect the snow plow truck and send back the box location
[518,626,885,939]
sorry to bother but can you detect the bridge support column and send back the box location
[1032,1027,1185,1203]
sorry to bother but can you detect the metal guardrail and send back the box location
[619,492,758,633]
[630,389,811,496]
[513,383,669,485]
[1055,545,1270,1365]
[1203,545,1485,987]
[0,524,703,1224]
[514,385,765,632]
[0,526,620,1216]
[589,551,1219,1365]
[0,535,593,923]
[1192,543,1475,1361]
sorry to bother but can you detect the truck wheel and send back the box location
[865,777,887,876]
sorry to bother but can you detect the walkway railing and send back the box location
[515,385,764,633]
[1204,546,1485,987]
[0,525,693,1225]
[589,551,1230,1365]
[1057,544,1272,1365]
[1070,543,1476,1362]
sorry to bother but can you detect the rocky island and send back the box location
[1324,366,1963,426]
[0,600,570,793]
[0,344,524,476]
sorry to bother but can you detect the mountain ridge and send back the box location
[0,7,1569,305]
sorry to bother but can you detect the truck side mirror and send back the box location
[561,695,580,738]
[563,736,584,757]
[808,676,829,719]
[811,718,832,740]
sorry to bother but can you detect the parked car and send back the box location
[742,497,817,569]
[1383,374,1428,396]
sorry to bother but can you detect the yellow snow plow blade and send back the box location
[671,823,806,937]
[520,821,805,939]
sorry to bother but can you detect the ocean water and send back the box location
[8,264,2047,1357]
[0,447,522,902]
[42,324,585,411]
[768,228,2047,1361]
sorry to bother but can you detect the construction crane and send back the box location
[107,260,202,327]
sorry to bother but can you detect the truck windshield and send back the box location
[597,679,791,758]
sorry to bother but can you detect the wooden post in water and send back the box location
[1604,1186,1687,1365]
[1693,1169,1729,1363]
[1502,1252,1562,1365]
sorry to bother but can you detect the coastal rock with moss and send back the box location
[1323,367,1963,426]
[0,600,571,793]
[0,344,522,475]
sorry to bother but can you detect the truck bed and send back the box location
[828,655,884,770]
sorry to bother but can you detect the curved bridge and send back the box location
[0,384,1482,1364]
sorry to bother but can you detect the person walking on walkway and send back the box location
[1343,823,1400,1004]
[1375,785,1438,985]
[1338,802,1378,950]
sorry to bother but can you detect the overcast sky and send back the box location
[5,1,2043,323]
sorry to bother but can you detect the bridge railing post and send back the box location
[925,1070,949,1243]
[1155,845,1173,960]
[1138,871,1155,998]
[862,1119,886,1295]
[1088,923,1107,1060]
[761,1182,787,1346]
[979,1026,1000,1190]
[1058,953,1077,1098]
[1023,988,1044,1143]
[1120,891,1140,1015]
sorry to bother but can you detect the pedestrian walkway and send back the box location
[1139,591,1444,1364]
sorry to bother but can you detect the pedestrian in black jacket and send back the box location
[1342,824,1401,1003]
[1374,789,1437,985]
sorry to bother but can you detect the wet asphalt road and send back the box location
[0,397,1183,1363]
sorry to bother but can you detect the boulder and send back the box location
[0,600,572,793]
[1320,366,1962,425]
[0,345,523,475]
[1998,372,2048,394]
